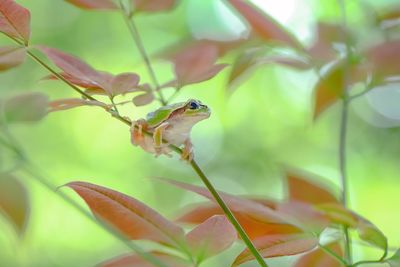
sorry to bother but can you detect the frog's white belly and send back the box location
[163,123,192,145]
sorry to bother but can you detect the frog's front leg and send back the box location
[153,122,172,157]
[181,139,194,162]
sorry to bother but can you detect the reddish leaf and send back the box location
[132,0,176,13]
[111,73,140,96]
[0,0,31,44]
[287,171,339,204]
[38,47,141,96]
[0,46,26,71]
[228,0,301,49]
[66,181,185,248]
[38,46,108,88]
[228,48,265,89]
[65,0,118,10]
[313,60,366,119]
[132,92,154,106]
[364,40,400,79]
[99,251,189,267]
[295,242,344,267]
[4,92,48,123]
[232,233,318,266]
[357,218,387,251]
[0,173,30,236]
[158,178,287,225]
[171,42,228,87]
[228,48,311,89]
[177,203,301,240]
[308,23,345,65]
[186,215,236,262]
[48,98,110,112]
[277,202,330,233]
[387,249,400,267]
[44,72,108,92]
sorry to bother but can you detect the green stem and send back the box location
[110,96,120,114]
[118,0,167,106]
[337,0,353,263]
[189,160,268,267]
[339,98,352,263]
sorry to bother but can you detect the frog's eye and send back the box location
[189,101,199,110]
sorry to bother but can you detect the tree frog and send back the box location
[130,99,210,161]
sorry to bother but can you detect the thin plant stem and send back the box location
[319,244,350,267]
[3,31,269,267]
[190,160,268,267]
[339,98,352,263]
[118,0,167,106]
[337,0,353,264]
[110,97,120,114]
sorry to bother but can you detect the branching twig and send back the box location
[118,0,167,106]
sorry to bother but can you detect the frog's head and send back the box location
[183,99,211,120]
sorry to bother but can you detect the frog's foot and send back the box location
[181,139,194,162]
[153,122,170,157]
[131,119,148,147]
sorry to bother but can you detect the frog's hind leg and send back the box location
[153,122,172,157]
[131,119,148,147]
[181,139,194,162]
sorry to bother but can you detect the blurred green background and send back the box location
[1,0,400,266]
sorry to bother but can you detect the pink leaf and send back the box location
[39,47,143,97]
[186,215,237,262]
[276,202,330,233]
[177,202,301,240]
[228,0,301,49]
[132,92,154,106]
[171,43,228,87]
[0,0,31,44]
[99,251,190,267]
[0,46,26,71]
[65,0,118,10]
[38,46,103,84]
[295,242,344,267]
[131,0,176,13]
[228,48,311,89]
[233,233,318,266]
[308,23,345,65]
[66,181,185,248]
[364,40,400,79]
[0,173,30,236]
[4,92,48,123]
[111,73,140,96]
[158,178,288,225]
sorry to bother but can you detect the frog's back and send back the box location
[146,102,185,127]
